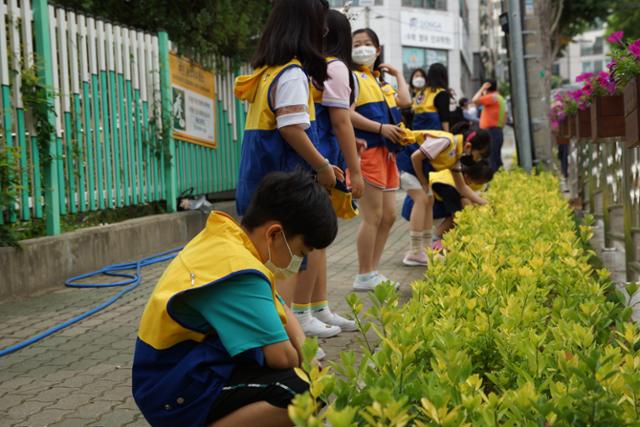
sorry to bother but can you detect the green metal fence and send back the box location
[0,0,245,236]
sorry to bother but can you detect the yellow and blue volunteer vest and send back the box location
[429,169,484,201]
[398,88,446,175]
[132,212,286,427]
[411,87,445,131]
[397,130,464,176]
[401,168,484,221]
[311,57,345,168]
[353,66,403,152]
[234,59,318,216]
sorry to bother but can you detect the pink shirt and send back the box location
[321,60,352,109]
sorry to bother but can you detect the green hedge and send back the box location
[290,171,640,427]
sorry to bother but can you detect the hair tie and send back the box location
[466,131,477,142]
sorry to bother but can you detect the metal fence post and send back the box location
[623,147,634,281]
[158,32,176,212]
[32,0,61,235]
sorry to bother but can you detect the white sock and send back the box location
[294,310,311,322]
[410,231,423,253]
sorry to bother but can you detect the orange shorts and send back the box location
[359,146,400,191]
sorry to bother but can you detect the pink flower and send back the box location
[597,71,616,95]
[629,39,640,60]
[568,89,582,101]
[607,59,617,71]
[576,72,594,83]
[607,31,624,45]
[551,120,559,131]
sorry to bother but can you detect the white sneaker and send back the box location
[375,272,400,290]
[313,307,357,332]
[352,272,383,291]
[402,250,429,267]
[296,311,341,338]
[353,272,400,291]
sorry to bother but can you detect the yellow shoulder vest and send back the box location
[412,87,444,114]
[354,67,397,109]
[137,212,286,350]
[234,59,316,131]
[417,131,464,171]
[429,169,485,201]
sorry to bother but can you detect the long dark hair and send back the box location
[324,10,356,104]
[252,0,329,84]
[452,121,491,153]
[352,28,382,72]
[426,63,448,91]
[325,10,353,69]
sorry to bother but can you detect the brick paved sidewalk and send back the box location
[0,193,425,427]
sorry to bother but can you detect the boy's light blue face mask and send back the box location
[265,230,303,280]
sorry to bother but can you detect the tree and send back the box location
[607,0,640,41]
[55,0,272,64]
[529,0,610,166]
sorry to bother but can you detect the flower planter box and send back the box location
[555,134,570,145]
[576,107,592,139]
[624,76,640,148]
[559,120,569,138]
[591,94,626,140]
[562,115,576,138]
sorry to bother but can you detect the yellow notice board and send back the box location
[169,53,217,148]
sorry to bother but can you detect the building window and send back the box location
[401,0,447,11]
[552,63,560,77]
[402,47,448,80]
[582,60,604,73]
[329,0,383,6]
[459,0,470,33]
[580,37,603,57]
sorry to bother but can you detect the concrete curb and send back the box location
[0,202,236,301]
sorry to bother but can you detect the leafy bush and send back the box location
[290,171,640,427]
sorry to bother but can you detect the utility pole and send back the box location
[364,6,370,28]
[502,0,533,172]
[522,1,552,167]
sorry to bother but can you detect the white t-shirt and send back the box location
[269,67,310,130]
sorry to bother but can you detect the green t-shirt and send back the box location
[170,274,289,357]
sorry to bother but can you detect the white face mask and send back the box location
[264,230,303,280]
[412,77,426,88]
[352,46,377,67]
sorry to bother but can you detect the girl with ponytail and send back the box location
[399,121,491,262]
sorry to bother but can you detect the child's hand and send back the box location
[332,165,345,183]
[350,172,365,199]
[355,138,367,155]
[475,197,489,206]
[317,165,337,189]
[379,63,400,77]
[381,124,404,144]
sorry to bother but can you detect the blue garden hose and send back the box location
[0,247,183,358]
